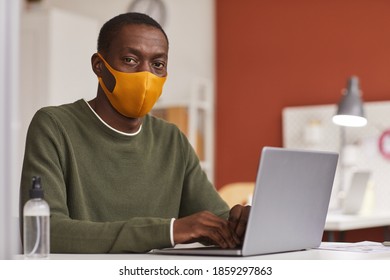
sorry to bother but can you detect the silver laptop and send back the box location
[153,147,338,257]
[342,170,371,215]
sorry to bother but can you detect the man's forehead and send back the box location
[118,24,168,45]
[104,23,168,56]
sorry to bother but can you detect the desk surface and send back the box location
[12,243,390,260]
[325,213,390,231]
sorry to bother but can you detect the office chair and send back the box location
[218,182,255,208]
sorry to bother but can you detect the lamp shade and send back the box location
[332,76,367,127]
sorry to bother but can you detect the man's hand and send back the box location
[173,211,241,248]
[228,204,251,242]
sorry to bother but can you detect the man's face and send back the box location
[101,24,168,90]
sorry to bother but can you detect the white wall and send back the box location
[44,0,215,102]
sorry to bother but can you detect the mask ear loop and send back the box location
[96,53,116,96]
[97,53,116,73]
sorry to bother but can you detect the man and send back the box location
[20,12,249,253]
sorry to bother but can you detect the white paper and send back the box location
[319,241,390,253]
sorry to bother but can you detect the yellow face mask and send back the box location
[97,53,167,118]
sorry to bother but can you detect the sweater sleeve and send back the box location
[20,109,173,253]
[177,131,230,220]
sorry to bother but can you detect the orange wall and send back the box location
[215,0,390,189]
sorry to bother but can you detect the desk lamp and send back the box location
[333,76,367,127]
[332,76,367,208]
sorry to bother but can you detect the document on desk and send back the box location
[319,241,390,253]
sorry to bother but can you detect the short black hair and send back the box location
[97,12,168,53]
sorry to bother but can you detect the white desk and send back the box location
[324,213,390,241]
[8,245,390,279]
[11,243,390,260]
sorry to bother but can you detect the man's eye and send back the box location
[153,62,165,69]
[124,57,136,64]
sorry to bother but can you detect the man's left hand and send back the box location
[228,204,251,243]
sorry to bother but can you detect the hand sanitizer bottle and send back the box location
[23,176,50,258]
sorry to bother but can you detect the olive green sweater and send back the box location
[20,99,229,253]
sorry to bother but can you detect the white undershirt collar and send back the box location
[83,99,142,136]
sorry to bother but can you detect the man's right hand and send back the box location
[173,211,241,248]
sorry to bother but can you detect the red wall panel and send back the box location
[215,0,390,189]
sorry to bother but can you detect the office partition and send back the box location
[0,0,21,259]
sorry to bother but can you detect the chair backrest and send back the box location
[218,182,255,208]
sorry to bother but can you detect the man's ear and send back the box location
[91,53,103,77]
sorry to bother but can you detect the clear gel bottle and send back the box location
[23,176,50,258]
